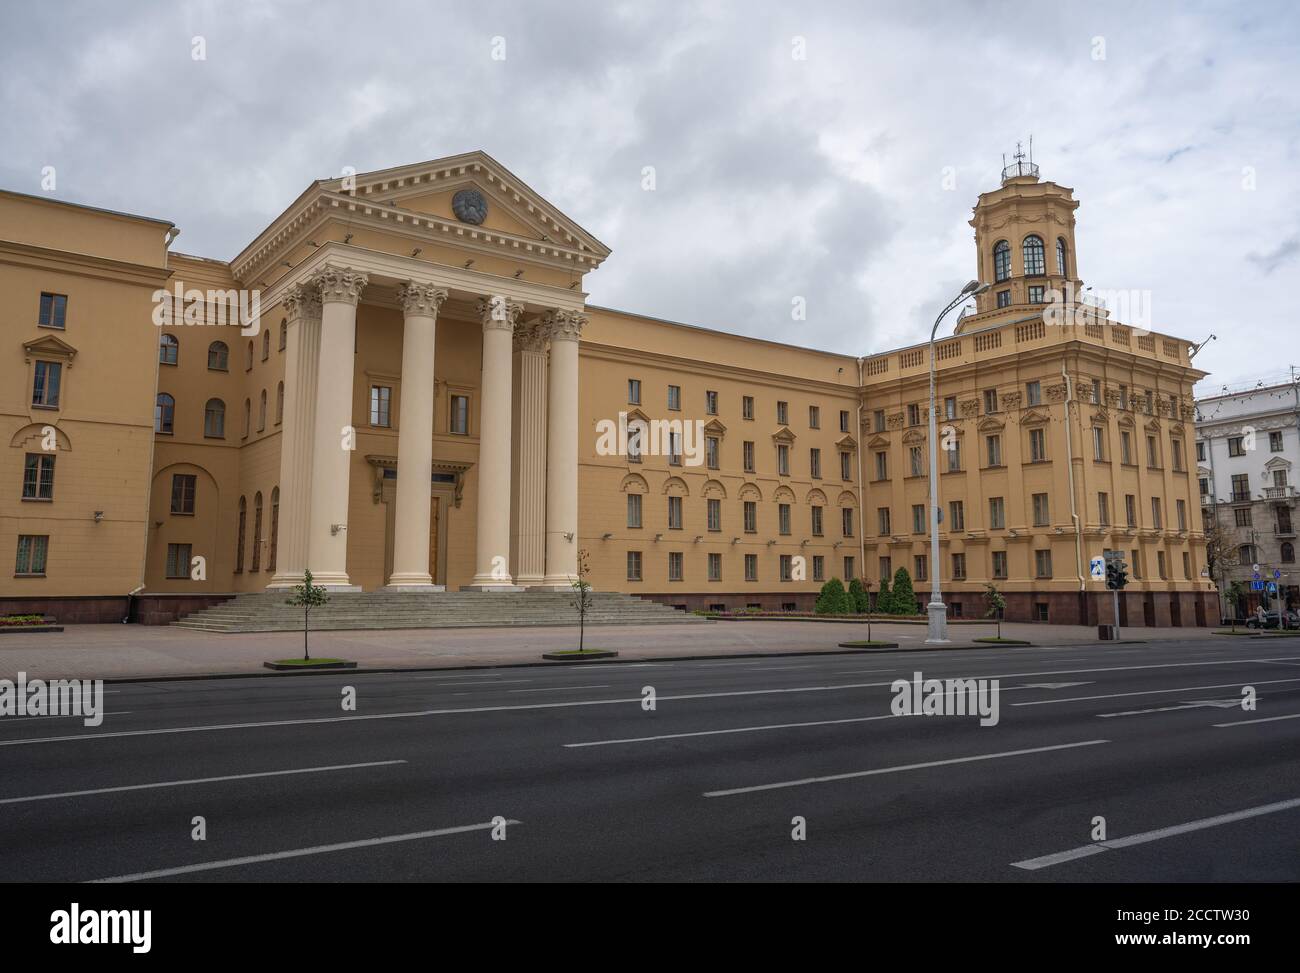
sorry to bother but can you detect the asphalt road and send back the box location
[2,637,1299,882]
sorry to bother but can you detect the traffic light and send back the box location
[1105,559,1129,590]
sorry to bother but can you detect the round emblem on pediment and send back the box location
[452,188,488,225]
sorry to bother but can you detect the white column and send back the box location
[512,323,548,586]
[305,265,367,589]
[267,282,322,588]
[464,295,524,590]
[386,282,448,590]
[540,309,585,587]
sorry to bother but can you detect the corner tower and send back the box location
[967,143,1081,317]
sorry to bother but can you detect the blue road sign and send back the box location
[1251,581,1265,591]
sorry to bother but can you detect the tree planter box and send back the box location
[263,659,357,671]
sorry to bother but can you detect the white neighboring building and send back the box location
[1195,379,1300,615]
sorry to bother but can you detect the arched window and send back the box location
[251,492,263,572]
[235,496,246,573]
[1056,237,1068,276]
[268,487,280,572]
[261,331,270,361]
[258,389,267,431]
[243,398,251,438]
[207,341,229,371]
[278,319,287,351]
[246,340,254,370]
[204,398,226,438]
[993,240,1011,282]
[1022,235,1045,276]
[276,381,284,425]
[1284,542,1296,564]
[155,393,175,434]
[159,332,179,365]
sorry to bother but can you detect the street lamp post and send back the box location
[926,280,990,644]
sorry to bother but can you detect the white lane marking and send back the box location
[0,712,132,723]
[1011,798,1300,870]
[1098,698,1245,718]
[416,679,536,687]
[1214,712,1300,728]
[0,760,406,806]
[566,713,907,747]
[508,685,611,694]
[1012,676,1300,707]
[702,740,1109,798]
[1014,682,1092,690]
[89,819,520,883]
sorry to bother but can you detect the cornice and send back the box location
[0,239,173,286]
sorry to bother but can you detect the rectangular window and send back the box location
[1196,441,1206,462]
[947,439,962,472]
[450,395,470,435]
[811,506,823,536]
[369,385,392,427]
[1091,379,1102,405]
[873,409,886,432]
[1027,285,1045,304]
[707,498,721,531]
[1199,477,1209,497]
[777,444,790,476]
[626,493,642,528]
[170,473,197,515]
[949,500,965,531]
[808,405,819,428]
[944,396,957,420]
[21,454,55,501]
[166,543,192,580]
[907,403,921,426]
[708,552,722,581]
[668,551,683,582]
[627,379,641,404]
[1026,381,1042,406]
[991,550,1008,579]
[706,390,718,416]
[1032,493,1049,526]
[879,556,892,581]
[840,451,852,480]
[1270,431,1284,452]
[1098,492,1110,526]
[626,550,643,581]
[780,554,793,581]
[810,447,821,478]
[32,361,62,408]
[840,410,850,433]
[39,292,68,329]
[951,552,967,579]
[1171,439,1184,471]
[742,395,754,420]
[667,495,683,530]
[843,556,855,581]
[668,431,682,466]
[15,535,48,576]
[1035,549,1053,578]
[1183,551,1192,578]
[1231,473,1250,501]
[1151,497,1162,529]
[1120,431,1133,464]
[744,553,758,581]
[996,289,1010,308]
[909,445,923,477]
[1234,507,1252,527]
[1125,494,1137,527]
[914,555,928,583]
[1176,498,1186,531]
[989,496,1005,529]
[1146,435,1160,468]
[841,507,854,537]
[705,436,719,470]
[1119,385,1129,410]
[983,389,999,414]
[812,555,824,582]
[743,500,757,533]
[1092,426,1106,461]
[986,434,1002,467]
[1029,427,1047,462]
[1034,602,1049,622]
[778,503,791,535]
[743,440,755,472]
[874,451,888,480]
[776,400,788,424]
[1228,436,1245,457]
[877,507,891,535]
[912,504,925,533]
[1157,550,1168,580]
[667,385,680,411]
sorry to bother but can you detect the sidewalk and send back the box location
[0,619,1230,681]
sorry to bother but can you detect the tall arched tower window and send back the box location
[1022,235,1045,276]
[993,240,1011,282]
[251,492,263,572]
[1056,237,1068,276]
[235,496,247,573]
[268,487,280,571]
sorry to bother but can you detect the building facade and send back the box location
[1195,381,1300,617]
[1,151,1216,625]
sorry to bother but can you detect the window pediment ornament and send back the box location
[22,334,78,364]
[835,434,857,450]
[1090,407,1110,424]
[806,488,828,506]
[702,478,728,499]
[771,425,796,443]
[867,434,890,449]
[773,485,796,503]
[977,415,1005,432]
[902,429,926,445]
[703,418,727,438]
[619,473,649,494]
[1019,408,1051,427]
[1117,413,1136,429]
[1144,417,1161,433]
[364,454,471,506]
[662,475,689,496]
[739,481,763,501]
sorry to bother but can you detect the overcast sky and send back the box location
[3,0,1297,392]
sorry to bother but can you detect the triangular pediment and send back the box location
[1144,418,1162,433]
[902,429,926,445]
[703,419,728,437]
[836,434,857,450]
[771,425,796,443]
[1117,413,1136,429]
[1090,407,1110,423]
[1019,408,1050,426]
[977,415,1005,432]
[867,434,890,449]
[23,334,78,362]
[1264,456,1292,471]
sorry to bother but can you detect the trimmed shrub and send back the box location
[876,576,894,614]
[890,567,919,615]
[848,578,870,614]
[815,577,852,615]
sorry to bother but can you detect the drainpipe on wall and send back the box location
[1062,363,1086,601]
[856,357,867,590]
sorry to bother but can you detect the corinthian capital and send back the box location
[513,322,548,353]
[311,265,369,306]
[542,308,587,343]
[398,282,449,317]
[281,281,322,324]
[477,294,524,332]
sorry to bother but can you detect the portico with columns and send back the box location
[244,152,609,593]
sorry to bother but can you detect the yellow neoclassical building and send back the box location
[0,151,1216,625]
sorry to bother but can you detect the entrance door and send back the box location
[429,496,440,585]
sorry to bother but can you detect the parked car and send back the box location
[1245,609,1300,630]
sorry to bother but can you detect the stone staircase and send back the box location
[171,589,707,633]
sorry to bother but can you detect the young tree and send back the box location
[815,577,851,615]
[570,549,594,652]
[983,582,1006,639]
[285,569,329,661]
[891,567,918,616]
[876,574,893,615]
[848,577,870,614]
[862,578,876,642]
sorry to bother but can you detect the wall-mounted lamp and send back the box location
[331,523,347,536]
[601,532,613,540]
[563,531,574,541]
[93,511,104,523]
